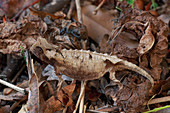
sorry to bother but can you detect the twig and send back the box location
[10,95,28,111]
[86,109,108,113]
[0,79,26,94]
[25,50,33,80]
[75,0,82,23]
[74,1,86,112]
[67,0,75,19]
[93,0,106,15]
[63,107,67,113]
[143,96,170,105]
[11,0,40,21]
[73,81,86,113]
[84,105,87,113]
[79,81,85,113]
[1,55,23,80]
[12,65,26,83]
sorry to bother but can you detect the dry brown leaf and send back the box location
[106,8,169,81]
[135,0,144,10]
[149,10,159,17]
[27,74,39,113]
[0,105,10,113]
[39,91,47,113]
[159,77,170,94]
[0,42,24,56]
[44,83,76,112]
[144,96,170,105]
[62,83,76,97]
[137,23,155,54]
[62,83,76,107]
[0,94,23,101]
[0,0,34,18]
[0,22,17,38]
[74,2,118,43]
[45,96,63,112]
[108,74,151,113]
[29,8,65,19]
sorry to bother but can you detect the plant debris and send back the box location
[0,0,169,113]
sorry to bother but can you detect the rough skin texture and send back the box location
[30,37,154,86]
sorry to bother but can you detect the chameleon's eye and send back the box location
[71,30,81,39]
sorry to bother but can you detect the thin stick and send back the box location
[75,0,82,23]
[93,0,106,15]
[12,65,26,83]
[84,105,87,113]
[143,96,170,105]
[87,109,108,113]
[73,81,86,113]
[11,0,40,21]
[67,0,75,19]
[0,79,26,94]
[79,81,85,113]
[63,107,67,113]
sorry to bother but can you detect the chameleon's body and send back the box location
[31,37,154,86]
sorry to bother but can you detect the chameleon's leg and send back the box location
[109,70,123,90]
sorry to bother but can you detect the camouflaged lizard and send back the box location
[30,37,154,86]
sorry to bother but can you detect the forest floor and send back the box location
[0,0,169,113]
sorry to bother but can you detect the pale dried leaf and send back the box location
[137,23,155,54]
[27,74,39,112]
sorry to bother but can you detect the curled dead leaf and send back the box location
[137,23,155,54]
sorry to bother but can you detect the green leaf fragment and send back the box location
[143,105,170,113]
[151,0,158,10]
[20,46,27,65]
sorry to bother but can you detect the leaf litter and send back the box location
[0,0,169,113]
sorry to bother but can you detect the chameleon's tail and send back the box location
[121,60,154,87]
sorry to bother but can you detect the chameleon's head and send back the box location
[30,37,61,60]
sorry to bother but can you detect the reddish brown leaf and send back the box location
[29,8,65,20]
[62,83,76,96]
[45,96,63,112]
[135,0,144,10]
[44,83,76,112]
[62,83,76,106]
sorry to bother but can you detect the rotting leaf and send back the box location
[27,74,39,113]
[44,83,76,112]
[137,22,155,54]
[106,74,152,113]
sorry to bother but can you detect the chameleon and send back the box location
[30,37,154,86]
